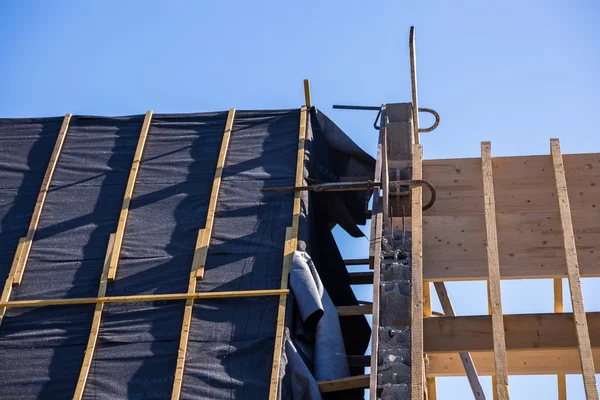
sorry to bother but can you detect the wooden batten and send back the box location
[481,142,510,400]
[550,139,598,400]
[12,114,72,285]
[411,144,424,400]
[268,106,307,400]
[73,233,115,400]
[0,238,26,326]
[171,108,236,400]
[107,110,153,281]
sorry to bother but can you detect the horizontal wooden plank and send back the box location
[318,374,369,392]
[392,153,600,281]
[337,304,372,316]
[422,312,600,353]
[344,258,370,266]
[348,271,374,284]
[428,349,600,377]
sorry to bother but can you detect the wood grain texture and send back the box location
[108,110,153,281]
[481,142,509,400]
[303,79,312,108]
[392,152,600,281]
[428,349,600,377]
[172,109,236,400]
[551,139,598,399]
[73,233,115,400]
[411,144,424,400]
[554,278,567,400]
[13,114,72,285]
[422,312,600,353]
[268,106,307,400]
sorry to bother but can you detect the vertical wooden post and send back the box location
[268,106,307,400]
[551,138,598,400]
[481,142,510,400]
[171,109,235,400]
[73,233,115,400]
[304,79,312,108]
[423,282,437,399]
[411,144,424,400]
[12,114,72,285]
[554,277,567,400]
[107,110,153,281]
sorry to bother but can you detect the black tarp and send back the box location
[0,109,373,400]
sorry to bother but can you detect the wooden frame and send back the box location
[268,106,307,400]
[107,110,153,281]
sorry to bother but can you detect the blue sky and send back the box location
[1,1,599,398]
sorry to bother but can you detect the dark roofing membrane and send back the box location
[0,109,374,399]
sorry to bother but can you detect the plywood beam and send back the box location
[268,106,307,400]
[12,114,72,285]
[73,233,115,400]
[411,144,424,400]
[171,109,235,400]
[481,142,509,400]
[107,111,153,281]
[428,349,600,377]
[551,138,598,400]
[422,312,600,353]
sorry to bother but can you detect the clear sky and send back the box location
[1,1,599,398]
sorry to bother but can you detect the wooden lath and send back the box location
[481,142,510,400]
[171,108,235,400]
[12,113,72,285]
[550,138,598,399]
[73,233,115,400]
[410,144,424,400]
[268,106,307,400]
[107,110,153,281]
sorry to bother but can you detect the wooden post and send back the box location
[554,278,567,400]
[0,238,25,326]
[551,138,598,400]
[424,282,437,400]
[73,233,115,400]
[171,109,236,400]
[304,79,312,108]
[12,114,72,285]
[481,142,510,400]
[107,110,153,281]
[411,144,424,400]
[268,106,307,400]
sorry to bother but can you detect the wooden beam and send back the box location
[107,110,153,281]
[0,289,289,308]
[428,349,600,377]
[171,109,236,400]
[481,142,510,400]
[73,233,115,400]
[338,304,373,316]
[319,374,369,393]
[551,138,598,399]
[12,114,72,285]
[0,238,25,326]
[411,143,424,400]
[268,106,307,400]
[391,152,600,281]
[422,312,600,353]
[344,258,370,266]
[554,277,567,400]
[303,79,311,108]
[433,282,486,399]
[348,271,374,285]
[195,108,235,279]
